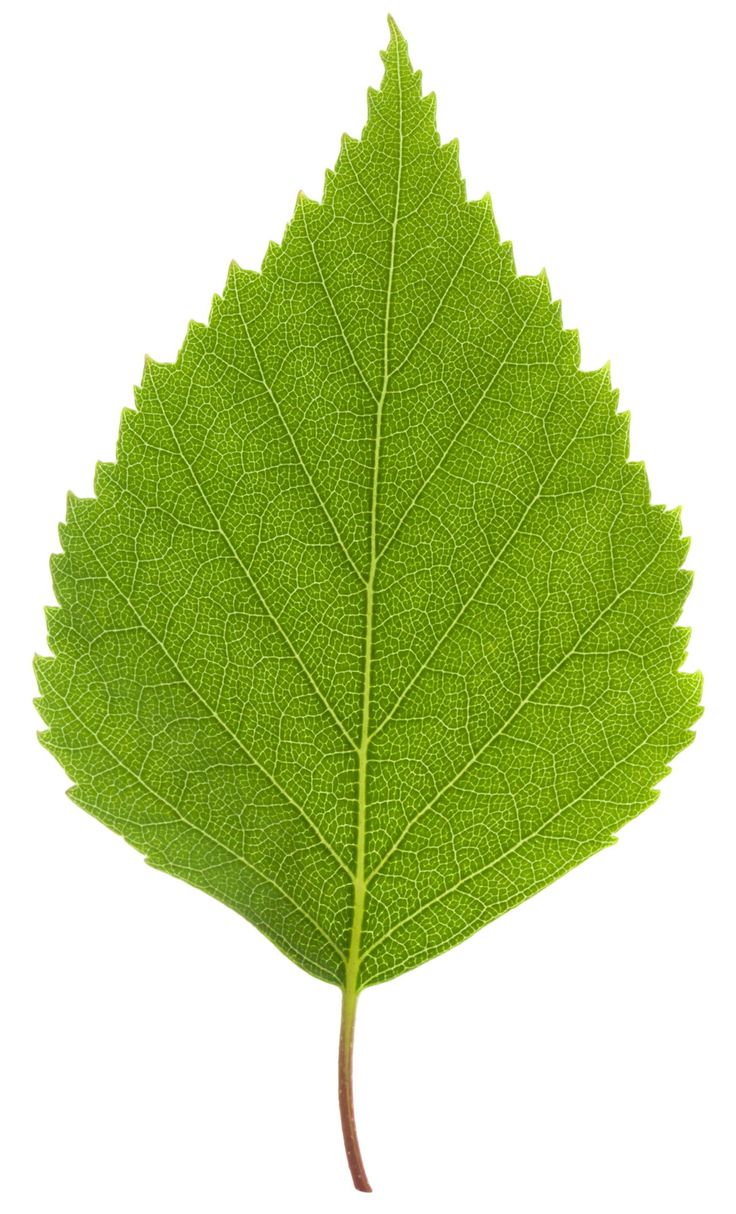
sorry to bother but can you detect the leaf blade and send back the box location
[36,20,701,1004]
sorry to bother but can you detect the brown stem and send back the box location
[338,986,372,1191]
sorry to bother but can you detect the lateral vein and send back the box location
[71,513,355,880]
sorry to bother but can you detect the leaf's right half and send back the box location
[349,23,702,991]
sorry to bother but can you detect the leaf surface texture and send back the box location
[36,23,701,990]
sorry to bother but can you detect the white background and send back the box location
[1,1,734,1210]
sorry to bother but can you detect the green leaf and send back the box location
[35,17,701,1191]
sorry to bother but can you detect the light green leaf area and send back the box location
[36,22,701,991]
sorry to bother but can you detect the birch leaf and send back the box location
[35,18,701,1192]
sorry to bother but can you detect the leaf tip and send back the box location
[386,14,406,46]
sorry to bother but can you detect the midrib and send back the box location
[345,47,404,994]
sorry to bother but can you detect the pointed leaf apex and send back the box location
[384,15,410,65]
[387,14,405,42]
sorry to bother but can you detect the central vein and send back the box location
[345,45,404,993]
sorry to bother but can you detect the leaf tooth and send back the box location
[545,291,566,327]
[499,238,517,275]
[227,257,244,282]
[298,189,318,211]
[671,625,695,672]
[296,191,322,236]
[66,488,97,527]
[33,654,54,686]
[139,350,177,401]
[616,406,631,458]
[40,611,61,659]
[226,259,257,302]
[662,504,689,548]
[440,137,468,203]
[278,199,306,253]
[260,236,283,277]
[562,324,582,367]
[441,135,461,175]
[670,573,695,624]
[181,318,209,364]
[655,504,690,555]
[421,84,436,124]
[93,460,116,498]
[624,458,651,503]
[49,555,65,608]
[118,406,138,446]
[470,191,498,238]
[50,553,70,600]
[36,725,53,749]
[675,538,693,575]
[586,358,614,391]
[58,492,81,546]
[139,353,158,395]
[187,318,208,338]
[320,166,342,209]
[44,603,61,622]
[680,672,704,712]
[364,64,399,137]
[533,270,585,372]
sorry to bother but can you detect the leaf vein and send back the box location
[230,272,366,583]
[300,201,380,406]
[147,371,360,752]
[57,695,348,966]
[70,511,355,880]
[361,714,677,966]
[376,279,547,563]
[367,529,669,882]
[373,373,605,736]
